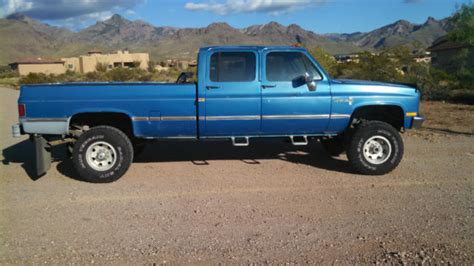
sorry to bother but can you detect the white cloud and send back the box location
[0,0,143,20]
[0,0,31,17]
[184,0,325,15]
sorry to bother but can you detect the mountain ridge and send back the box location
[0,13,450,65]
[325,16,449,50]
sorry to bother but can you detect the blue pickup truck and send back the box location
[13,46,424,182]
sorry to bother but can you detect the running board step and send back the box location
[290,136,308,146]
[231,137,249,147]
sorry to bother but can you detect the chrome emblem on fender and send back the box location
[334,97,353,106]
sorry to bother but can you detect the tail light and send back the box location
[18,104,26,117]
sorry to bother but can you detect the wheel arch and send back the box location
[69,110,135,137]
[349,104,405,131]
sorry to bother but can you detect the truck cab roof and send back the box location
[199,45,307,52]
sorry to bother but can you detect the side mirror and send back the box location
[304,72,317,91]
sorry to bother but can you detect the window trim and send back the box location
[207,50,259,83]
[263,50,325,82]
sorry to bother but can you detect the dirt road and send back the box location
[1,87,472,264]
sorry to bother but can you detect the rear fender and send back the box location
[69,108,136,134]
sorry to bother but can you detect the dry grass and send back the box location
[419,101,474,135]
[0,77,19,89]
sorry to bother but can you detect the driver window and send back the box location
[266,52,322,82]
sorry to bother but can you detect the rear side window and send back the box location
[210,52,256,82]
[266,52,321,82]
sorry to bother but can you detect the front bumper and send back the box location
[410,116,425,129]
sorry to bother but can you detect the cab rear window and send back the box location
[210,52,256,82]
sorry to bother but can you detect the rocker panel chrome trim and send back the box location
[206,115,260,121]
[262,114,330,120]
[132,116,196,122]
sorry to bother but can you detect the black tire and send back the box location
[320,136,345,157]
[67,143,74,158]
[347,121,403,175]
[72,126,133,183]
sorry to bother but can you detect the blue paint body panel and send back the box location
[18,46,421,139]
[19,83,197,138]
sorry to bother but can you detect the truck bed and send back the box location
[19,82,198,138]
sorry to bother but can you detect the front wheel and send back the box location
[347,121,403,175]
[72,126,133,183]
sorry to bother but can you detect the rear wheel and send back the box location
[72,126,133,183]
[347,121,403,175]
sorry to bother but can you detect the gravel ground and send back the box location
[1,87,473,264]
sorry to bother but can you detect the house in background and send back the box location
[10,50,150,75]
[428,36,473,73]
[334,53,360,64]
[62,49,150,73]
[412,51,432,64]
[9,58,66,75]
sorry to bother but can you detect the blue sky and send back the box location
[0,0,470,33]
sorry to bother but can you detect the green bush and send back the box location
[19,73,55,84]
[95,63,108,72]
[448,89,474,104]
[0,66,19,79]
[317,44,472,103]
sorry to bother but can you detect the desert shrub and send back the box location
[95,63,108,72]
[147,61,157,73]
[0,66,19,78]
[104,68,151,82]
[448,89,474,104]
[84,71,106,82]
[132,61,142,68]
[19,73,55,84]
[0,77,20,89]
[308,47,338,76]
[55,70,84,83]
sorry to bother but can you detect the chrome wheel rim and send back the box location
[362,136,392,165]
[85,141,117,171]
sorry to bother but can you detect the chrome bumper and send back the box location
[411,116,425,129]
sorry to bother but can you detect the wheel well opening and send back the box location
[351,105,404,130]
[69,112,133,136]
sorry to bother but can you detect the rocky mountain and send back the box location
[72,14,177,44]
[325,16,449,50]
[0,13,450,65]
[0,14,73,64]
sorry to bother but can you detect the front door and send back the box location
[204,50,261,136]
[261,50,331,135]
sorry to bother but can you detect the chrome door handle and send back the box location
[262,84,276,89]
[206,85,221,90]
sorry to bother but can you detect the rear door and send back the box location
[261,50,331,135]
[203,49,261,136]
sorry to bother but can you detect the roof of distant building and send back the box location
[9,57,64,65]
[429,36,471,52]
[87,49,103,54]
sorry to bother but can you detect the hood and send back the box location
[332,79,416,90]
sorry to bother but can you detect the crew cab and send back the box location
[12,46,424,182]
